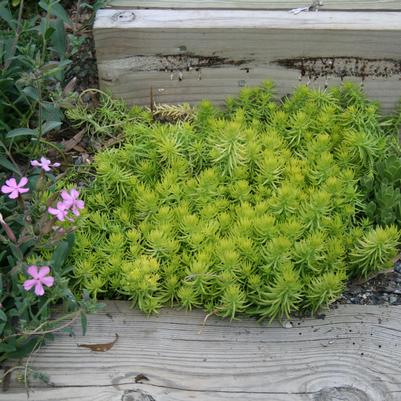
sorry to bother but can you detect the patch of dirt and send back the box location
[336,261,401,306]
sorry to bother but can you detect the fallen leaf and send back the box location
[63,77,77,95]
[72,144,87,153]
[77,333,118,352]
[62,129,85,152]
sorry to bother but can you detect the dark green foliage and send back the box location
[0,171,96,363]
[0,0,70,142]
[72,83,401,320]
[361,155,401,226]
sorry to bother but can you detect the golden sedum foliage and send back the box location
[72,82,400,320]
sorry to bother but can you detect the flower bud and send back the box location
[0,213,17,243]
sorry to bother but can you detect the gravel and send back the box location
[335,261,401,306]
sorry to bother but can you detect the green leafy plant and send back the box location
[0,157,95,363]
[0,0,71,146]
[65,89,151,142]
[71,83,400,320]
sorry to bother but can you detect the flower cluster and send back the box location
[1,157,84,297]
[1,157,84,223]
[48,189,84,222]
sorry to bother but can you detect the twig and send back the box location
[198,310,217,335]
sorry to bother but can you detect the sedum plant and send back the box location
[72,83,400,320]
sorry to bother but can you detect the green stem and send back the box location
[4,0,24,70]
[33,297,53,320]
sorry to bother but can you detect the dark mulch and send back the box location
[336,261,401,306]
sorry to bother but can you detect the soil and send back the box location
[335,261,401,306]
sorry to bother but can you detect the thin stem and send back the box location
[1,309,81,340]
[4,0,25,70]
[24,340,42,398]
[33,297,53,321]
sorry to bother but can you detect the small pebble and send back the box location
[283,321,293,329]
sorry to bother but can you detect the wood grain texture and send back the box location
[4,302,401,401]
[95,10,401,30]
[108,0,401,11]
[94,9,401,112]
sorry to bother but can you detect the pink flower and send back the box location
[48,201,70,221]
[31,157,60,172]
[61,189,84,216]
[1,177,29,199]
[23,265,54,296]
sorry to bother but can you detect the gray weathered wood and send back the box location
[108,0,401,11]
[3,302,401,401]
[94,9,401,112]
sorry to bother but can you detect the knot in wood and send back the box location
[314,386,371,401]
[112,11,135,23]
[122,389,156,401]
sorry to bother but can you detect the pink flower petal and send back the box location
[76,200,84,209]
[31,160,41,167]
[9,190,19,199]
[18,187,29,194]
[41,276,54,287]
[48,206,59,215]
[48,206,67,221]
[72,208,80,216]
[1,185,13,194]
[70,189,79,199]
[56,201,68,210]
[19,177,28,187]
[60,190,72,203]
[34,282,45,296]
[27,265,39,278]
[52,162,61,167]
[5,178,17,188]
[23,279,37,291]
[37,266,50,278]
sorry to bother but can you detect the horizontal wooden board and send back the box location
[108,0,401,11]
[95,10,401,30]
[4,302,401,401]
[94,9,401,112]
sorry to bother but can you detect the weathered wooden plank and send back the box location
[4,302,401,401]
[5,385,310,401]
[108,0,401,11]
[98,66,401,112]
[94,9,401,112]
[95,10,401,31]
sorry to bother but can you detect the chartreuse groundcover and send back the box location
[70,83,401,320]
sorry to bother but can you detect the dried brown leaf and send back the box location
[77,333,119,352]
[62,129,85,152]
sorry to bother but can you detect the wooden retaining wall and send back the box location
[94,1,401,111]
[4,302,401,401]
